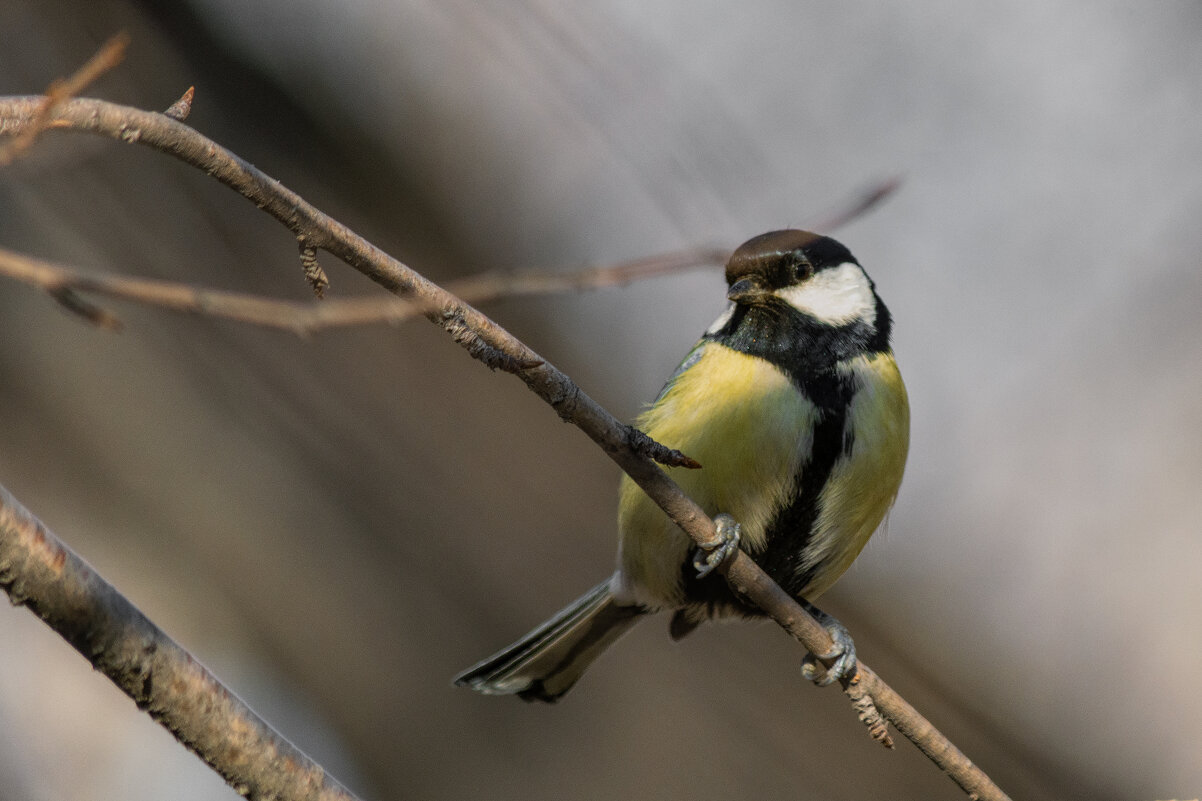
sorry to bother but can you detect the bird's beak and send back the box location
[727,276,770,304]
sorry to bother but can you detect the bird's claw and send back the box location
[799,605,858,686]
[692,514,741,578]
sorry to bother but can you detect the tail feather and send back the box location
[454,579,644,702]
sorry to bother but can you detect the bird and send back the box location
[454,229,909,702]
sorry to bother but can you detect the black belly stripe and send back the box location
[753,370,856,599]
[675,370,855,614]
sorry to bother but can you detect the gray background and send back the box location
[1,2,1200,799]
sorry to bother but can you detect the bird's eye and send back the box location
[791,257,814,282]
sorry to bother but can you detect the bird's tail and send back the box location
[453,578,644,702]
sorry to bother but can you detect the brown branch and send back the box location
[0,484,362,801]
[0,95,1010,801]
[0,241,727,339]
[0,244,418,335]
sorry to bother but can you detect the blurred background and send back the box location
[1,2,1200,799]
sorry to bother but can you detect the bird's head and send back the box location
[723,229,877,328]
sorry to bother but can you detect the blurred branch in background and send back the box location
[0,243,729,335]
[809,175,902,233]
[0,178,900,336]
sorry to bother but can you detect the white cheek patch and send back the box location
[705,302,736,334]
[776,262,876,326]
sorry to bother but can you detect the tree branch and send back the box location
[0,484,361,801]
[0,94,1009,801]
[0,243,728,336]
[808,175,902,232]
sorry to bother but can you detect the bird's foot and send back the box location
[692,514,741,578]
[799,603,858,686]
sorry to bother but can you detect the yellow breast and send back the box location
[616,342,817,607]
[615,343,908,609]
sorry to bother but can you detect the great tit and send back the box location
[455,229,909,702]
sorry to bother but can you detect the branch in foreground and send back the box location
[0,95,1009,801]
[0,484,361,801]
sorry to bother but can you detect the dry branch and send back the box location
[0,244,410,334]
[0,241,729,335]
[809,175,902,232]
[0,485,361,801]
[0,94,1009,801]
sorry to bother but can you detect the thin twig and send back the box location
[0,244,723,338]
[0,244,407,334]
[449,245,730,303]
[0,484,362,801]
[0,95,1010,801]
[0,33,128,166]
[0,139,878,333]
[808,176,902,233]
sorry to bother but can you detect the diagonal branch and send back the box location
[0,484,362,801]
[808,175,902,232]
[0,95,1009,801]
